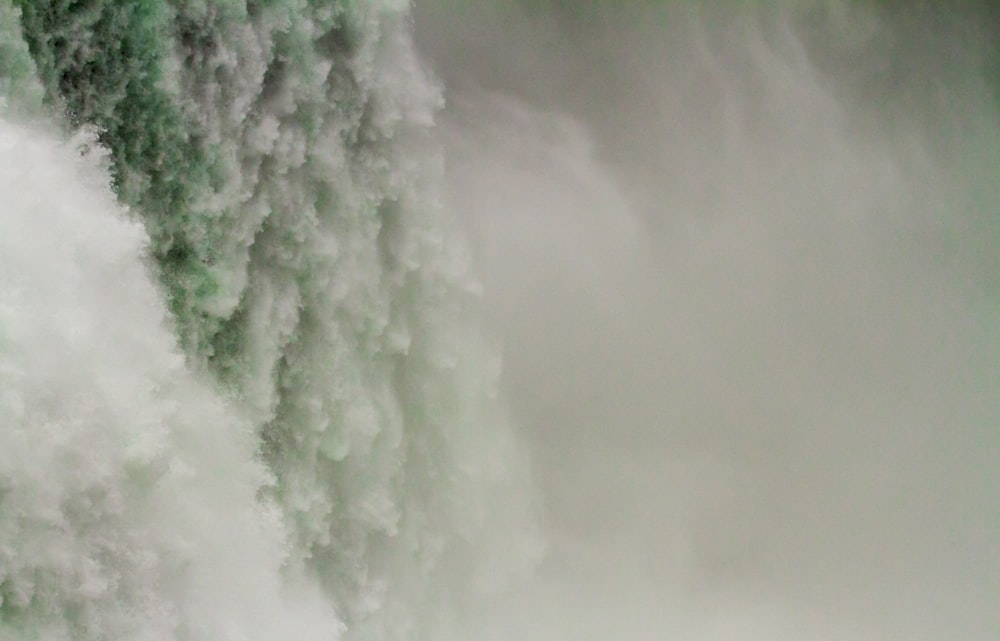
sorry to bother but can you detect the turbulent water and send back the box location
[0,1,998,640]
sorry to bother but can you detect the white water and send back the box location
[1,1,998,640]
[0,120,340,640]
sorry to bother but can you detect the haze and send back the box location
[415,3,999,640]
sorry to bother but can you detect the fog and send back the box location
[414,3,999,639]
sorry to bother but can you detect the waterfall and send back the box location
[1,1,536,639]
[1,1,998,640]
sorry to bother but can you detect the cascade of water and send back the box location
[2,1,998,640]
[1,1,537,639]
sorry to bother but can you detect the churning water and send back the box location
[0,2,997,640]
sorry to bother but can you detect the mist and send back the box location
[414,3,1000,639]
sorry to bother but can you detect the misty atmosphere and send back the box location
[0,1,997,640]
[416,3,999,639]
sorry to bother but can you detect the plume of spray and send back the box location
[0,114,341,640]
[417,1,1000,639]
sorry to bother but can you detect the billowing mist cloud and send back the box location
[415,2,999,640]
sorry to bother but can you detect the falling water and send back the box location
[1,1,998,640]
